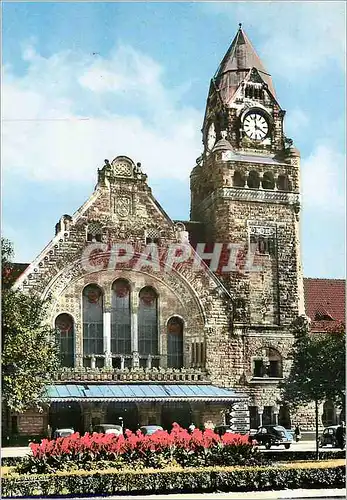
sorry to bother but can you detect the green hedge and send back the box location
[2,464,345,497]
[261,450,345,462]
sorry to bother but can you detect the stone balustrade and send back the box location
[55,366,210,383]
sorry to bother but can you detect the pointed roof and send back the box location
[213,24,276,102]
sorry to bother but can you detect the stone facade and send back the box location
[10,26,339,437]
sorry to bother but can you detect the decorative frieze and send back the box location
[199,188,300,211]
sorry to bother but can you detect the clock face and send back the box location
[207,123,216,150]
[243,112,269,141]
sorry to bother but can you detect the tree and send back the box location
[279,315,345,458]
[1,238,60,415]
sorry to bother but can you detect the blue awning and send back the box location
[45,384,248,403]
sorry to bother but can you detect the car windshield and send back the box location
[142,426,163,434]
[56,429,73,437]
[105,426,122,432]
[273,426,286,432]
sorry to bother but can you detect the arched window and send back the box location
[55,314,74,367]
[167,317,184,368]
[247,171,260,189]
[277,174,291,191]
[262,172,275,190]
[233,171,245,188]
[138,287,158,356]
[111,279,131,355]
[83,284,103,357]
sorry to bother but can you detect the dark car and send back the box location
[319,425,340,447]
[253,425,292,449]
[214,425,234,436]
[139,425,163,436]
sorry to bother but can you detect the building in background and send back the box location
[9,26,345,438]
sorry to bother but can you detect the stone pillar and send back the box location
[273,404,279,425]
[90,355,96,369]
[131,292,138,353]
[132,351,140,369]
[258,407,264,427]
[103,311,111,367]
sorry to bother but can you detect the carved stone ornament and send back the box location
[250,225,276,237]
[115,196,132,219]
[111,160,133,178]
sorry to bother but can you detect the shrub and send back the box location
[16,424,263,474]
[2,464,345,497]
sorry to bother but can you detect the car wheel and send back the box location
[284,444,290,449]
[265,442,271,450]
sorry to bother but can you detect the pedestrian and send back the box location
[47,424,52,440]
[294,424,301,442]
[336,421,345,449]
[188,423,196,434]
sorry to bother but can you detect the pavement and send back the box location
[17,490,345,499]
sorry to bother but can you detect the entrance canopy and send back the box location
[46,384,248,403]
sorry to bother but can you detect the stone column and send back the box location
[131,290,139,366]
[103,311,112,368]
[258,407,264,427]
[273,405,279,425]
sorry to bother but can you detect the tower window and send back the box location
[233,171,246,187]
[252,348,282,378]
[277,174,291,191]
[262,172,275,190]
[250,235,276,256]
[247,171,260,189]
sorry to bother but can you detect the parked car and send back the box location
[253,425,292,449]
[139,425,163,436]
[53,428,75,439]
[319,425,339,447]
[93,424,123,436]
[214,425,234,436]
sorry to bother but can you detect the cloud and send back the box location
[203,2,346,78]
[301,144,345,213]
[2,44,202,184]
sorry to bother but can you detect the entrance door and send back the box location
[49,402,83,434]
[106,403,139,432]
[161,403,192,431]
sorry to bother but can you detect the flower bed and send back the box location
[17,424,263,474]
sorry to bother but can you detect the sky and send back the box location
[2,1,346,279]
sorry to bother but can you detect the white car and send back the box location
[93,423,123,436]
[53,428,75,439]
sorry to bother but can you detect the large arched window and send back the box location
[55,314,74,367]
[138,287,158,356]
[111,279,131,355]
[83,284,103,357]
[167,316,184,368]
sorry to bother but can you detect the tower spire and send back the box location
[213,25,276,101]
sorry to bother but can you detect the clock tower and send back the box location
[191,24,305,328]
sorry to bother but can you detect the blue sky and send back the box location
[2,1,346,278]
